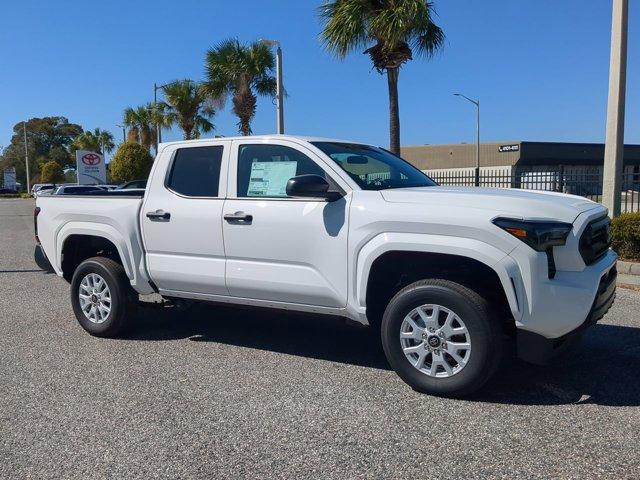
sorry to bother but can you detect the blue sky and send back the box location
[1,0,638,157]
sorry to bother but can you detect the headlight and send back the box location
[492,217,573,252]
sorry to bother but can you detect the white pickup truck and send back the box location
[34,135,617,397]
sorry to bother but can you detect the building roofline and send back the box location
[402,140,640,148]
[402,141,521,148]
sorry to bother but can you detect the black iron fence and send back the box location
[426,167,640,213]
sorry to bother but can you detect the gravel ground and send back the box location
[1,198,639,479]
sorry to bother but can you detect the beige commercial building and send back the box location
[401,141,640,171]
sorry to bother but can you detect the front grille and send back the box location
[579,215,611,265]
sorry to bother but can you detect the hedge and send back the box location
[0,193,32,199]
[109,142,153,183]
[611,212,640,261]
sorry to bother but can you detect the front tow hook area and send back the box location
[517,266,617,365]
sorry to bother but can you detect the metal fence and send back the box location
[427,167,640,213]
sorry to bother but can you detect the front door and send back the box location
[141,141,229,295]
[222,140,350,307]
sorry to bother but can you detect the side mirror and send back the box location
[286,174,342,201]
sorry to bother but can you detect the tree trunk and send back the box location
[387,67,401,155]
[233,81,256,136]
[127,127,139,144]
[239,117,251,136]
[140,127,152,153]
[182,122,192,140]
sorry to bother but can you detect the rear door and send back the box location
[141,141,229,295]
[222,139,351,307]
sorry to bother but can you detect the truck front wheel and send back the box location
[381,279,503,397]
[70,257,136,337]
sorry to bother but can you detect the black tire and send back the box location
[381,279,503,398]
[70,256,137,337]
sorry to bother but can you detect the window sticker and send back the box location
[247,161,298,197]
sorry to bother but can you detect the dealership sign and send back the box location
[76,150,106,184]
[3,167,17,190]
[498,144,520,153]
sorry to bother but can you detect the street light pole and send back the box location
[260,39,284,134]
[454,93,481,187]
[23,122,31,193]
[154,82,161,151]
[116,124,126,143]
[602,0,628,217]
[275,44,284,134]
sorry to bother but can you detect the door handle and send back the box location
[146,209,171,221]
[224,211,253,223]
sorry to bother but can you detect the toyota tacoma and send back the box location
[34,135,616,397]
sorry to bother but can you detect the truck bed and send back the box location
[36,193,151,292]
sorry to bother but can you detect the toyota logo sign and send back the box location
[76,150,106,184]
[82,153,101,166]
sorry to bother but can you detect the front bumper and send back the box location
[517,264,617,365]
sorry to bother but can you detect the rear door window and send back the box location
[166,146,224,197]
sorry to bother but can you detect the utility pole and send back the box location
[154,82,160,151]
[23,122,31,193]
[153,82,169,152]
[454,93,481,186]
[602,0,628,217]
[260,39,284,134]
[275,44,284,134]
[476,100,480,187]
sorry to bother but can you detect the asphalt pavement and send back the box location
[1,198,639,479]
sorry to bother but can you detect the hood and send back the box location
[380,186,604,223]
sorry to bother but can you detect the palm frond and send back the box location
[319,0,373,58]
[320,0,444,64]
[253,75,277,97]
[204,37,276,132]
[412,15,445,58]
[161,79,216,139]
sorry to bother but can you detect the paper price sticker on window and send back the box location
[247,161,298,197]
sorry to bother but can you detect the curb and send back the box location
[617,260,640,276]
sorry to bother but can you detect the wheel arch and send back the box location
[58,228,129,281]
[354,233,521,327]
[55,222,153,293]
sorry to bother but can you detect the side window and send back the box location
[237,144,326,198]
[167,146,223,197]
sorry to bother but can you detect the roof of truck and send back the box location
[158,135,375,149]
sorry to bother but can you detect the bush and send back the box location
[40,160,64,183]
[611,212,640,261]
[109,142,153,183]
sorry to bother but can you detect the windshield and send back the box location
[311,142,437,190]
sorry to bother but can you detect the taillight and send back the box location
[34,207,41,243]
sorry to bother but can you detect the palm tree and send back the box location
[161,80,215,140]
[149,102,173,151]
[123,104,157,152]
[203,39,277,135]
[320,0,445,154]
[72,128,115,155]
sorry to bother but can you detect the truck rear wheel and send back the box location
[381,279,502,398]
[70,257,136,337]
